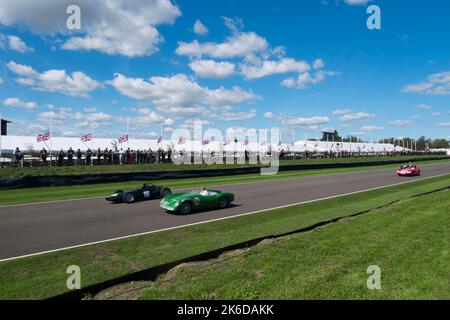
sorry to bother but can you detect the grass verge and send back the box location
[140,188,450,299]
[1,158,449,205]
[0,174,449,299]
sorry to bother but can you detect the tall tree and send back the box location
[431,139,449,149]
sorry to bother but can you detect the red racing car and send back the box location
[396,164,421,176]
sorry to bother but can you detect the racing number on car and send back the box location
[143,191,150,198]
[193,197,201,206]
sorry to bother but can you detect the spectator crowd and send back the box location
[10,147,174,166]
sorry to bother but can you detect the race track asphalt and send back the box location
[1,162,449,261]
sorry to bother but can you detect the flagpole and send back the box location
[160,122,163,147]
[126,117,129,149]
[50,113,53,165]
[91,120,94,151]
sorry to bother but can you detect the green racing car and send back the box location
[160,188,235,214]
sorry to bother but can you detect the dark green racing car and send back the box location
[160,188,235,214]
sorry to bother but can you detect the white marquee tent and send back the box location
[0,135,410,154]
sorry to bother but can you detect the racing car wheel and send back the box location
[218,197,228,209]
[179,202,192,215]
[124,192,135,204]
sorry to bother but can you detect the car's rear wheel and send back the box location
[124,192,135,204]
[161,188,172,197]
[179,202,192,215]
[218,197,228,209]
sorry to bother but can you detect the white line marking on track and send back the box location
[1,172,449,263]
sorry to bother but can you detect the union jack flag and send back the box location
[178,136,186,145]
[81,133,92,142]
[202,138,210,145]
[37,132,51,142]
[118,134,129,144]
[242,136,249,145]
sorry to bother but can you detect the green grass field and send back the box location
[1,155,446,179]
[0,173,448,299]
[1,158,449,205]
[140,188,450,299]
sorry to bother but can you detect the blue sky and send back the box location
[0,0,449,141]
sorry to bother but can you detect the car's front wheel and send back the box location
[179,202,192,215]
[218,197,228,209]
[124,192,135,204]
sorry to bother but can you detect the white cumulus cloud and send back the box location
[264,112,275,119]
[389,120,411,127]
[281,70,340,89]
[282,116,330,126]
[338,112,374,122]
[176,32,268,59]
[0,0,181,57]
[193,19,208,35]
[7,35,33,53]
[332,108,352,115]
[109,73,258,116]
[360,125,383,132]
[241,58,310,80]
[402,71,450,96]
[3,97,38,109]
[6,61,100,97]
[189,60,235,79]
[313,59,324,70]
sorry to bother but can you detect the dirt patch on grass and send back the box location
[94,281,152,300]
[162,261,211,282]
[85,248,120,262]
[257,238,276,246]
[162,248,249,282]
[217,248,248,260]
[255,270,264,278]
